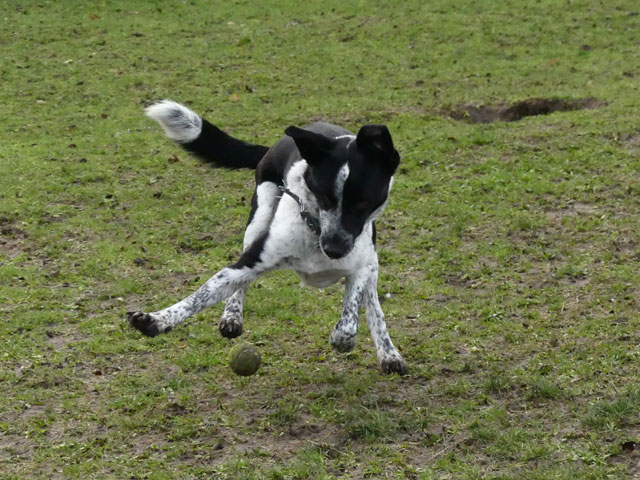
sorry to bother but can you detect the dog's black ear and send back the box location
[356,125,400,174]
[285,126,334,165]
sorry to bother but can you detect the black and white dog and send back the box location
[127,100,407,375]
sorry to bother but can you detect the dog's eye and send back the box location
[316,193,332,209]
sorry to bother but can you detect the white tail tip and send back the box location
[145,100,203,143]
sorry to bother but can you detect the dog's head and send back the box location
[285,124,399,259]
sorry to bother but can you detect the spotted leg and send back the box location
[215,182,280,339]
[363,256,407,375]
[219,285,248,338]
[128,233,273,337]
[329,266,369,353]
[127,265,256,336]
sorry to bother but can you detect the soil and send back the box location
[449,97,607,124]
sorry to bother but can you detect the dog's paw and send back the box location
[127,311,171,337]
[380,356,408,376]
[218,314,243,339]
[330,331,357,353]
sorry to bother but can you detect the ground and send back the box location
[1,0,640,478]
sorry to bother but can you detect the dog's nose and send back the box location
[320,232,352,259]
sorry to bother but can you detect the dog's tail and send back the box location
[145,100,269,170]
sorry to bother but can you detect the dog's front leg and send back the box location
[329,268,369,353]
[219,285,248,338]
[128,266,257,337]
[363,256,407,375]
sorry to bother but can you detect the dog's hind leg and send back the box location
[362,256,407,375]
[219,285,248,338]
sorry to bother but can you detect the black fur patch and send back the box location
[184,119,269,169]
[231,233,268,269]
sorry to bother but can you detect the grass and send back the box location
[2,0,640,478]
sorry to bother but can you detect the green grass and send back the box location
[2,0,640,478]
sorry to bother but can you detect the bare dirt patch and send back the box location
[43,325,90,353]
[449,97,606,124]
[0,216,30,257]
[620,132,640,153]
[544,201,600,222]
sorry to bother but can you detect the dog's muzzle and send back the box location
[279,185,354,259]
[320,231,353,259]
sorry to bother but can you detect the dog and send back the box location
[127,100,407,375]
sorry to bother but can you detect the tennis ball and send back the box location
[229,342,261,376]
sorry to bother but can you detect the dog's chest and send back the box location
[264,214,373,287]
[275,232,373,287]
[296,269,352,288]
[289,248,364,287]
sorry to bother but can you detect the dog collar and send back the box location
[278,185,321,236]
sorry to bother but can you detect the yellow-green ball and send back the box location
[229,343,261,376]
